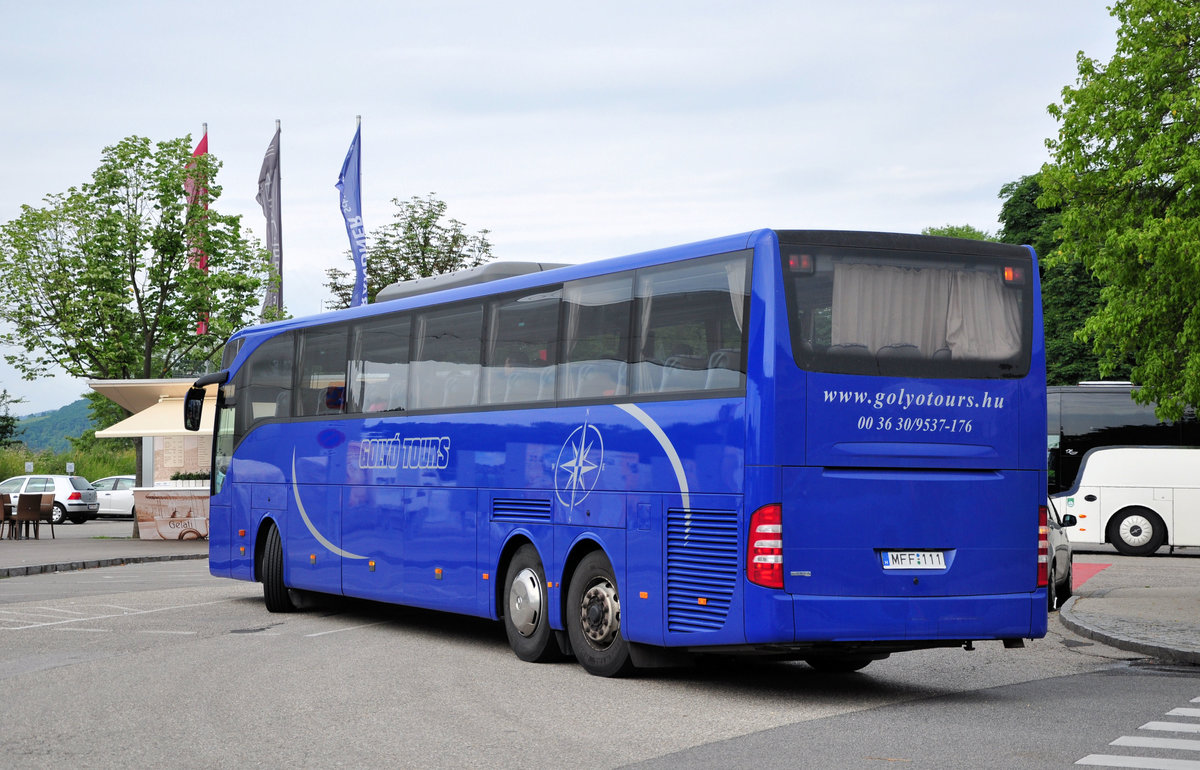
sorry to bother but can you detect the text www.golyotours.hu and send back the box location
[823,387,1007,411]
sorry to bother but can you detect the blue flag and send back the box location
[336,123,368,307]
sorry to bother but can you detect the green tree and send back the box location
[996,174,1123,386]
[0,135,271,385]
[920,224,993,240]
[325,193,492,308]
[0,390,24,448]
[1040,0,1200,419]
[68,392,136,453]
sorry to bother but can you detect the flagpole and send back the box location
[275,119,283,312]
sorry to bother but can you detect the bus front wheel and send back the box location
[503,545,563,663]
[567,551,633,677]
[1110,507,1166,557]
[262,525,298,612]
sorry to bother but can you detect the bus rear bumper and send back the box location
[745,589,1048,645]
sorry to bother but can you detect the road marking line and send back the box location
[55,628,111,633]
[1143,723,1200,734]
[1076,754,1200,768]
[0,610,87,620]
[30,607,90,615]
[1113,736,1200,751]
[138,630,198,635]
[1169,709,1200,718]
[5,599,237,630]
[305,621,388,638]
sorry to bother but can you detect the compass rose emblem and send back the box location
[555,418,604,508]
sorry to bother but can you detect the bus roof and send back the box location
[376,261,568,302]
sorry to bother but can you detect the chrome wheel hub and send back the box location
[579,578,620,649]
[508,567,543,638]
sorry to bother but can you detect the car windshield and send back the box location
[69,477,92,490]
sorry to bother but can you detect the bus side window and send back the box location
[296,326,349,417]
[238,333,295,434]
[560,274,633,401]
[411,302,483,411]
[631,251,749,396]
[349,315,411,414]
[481,287,561,406]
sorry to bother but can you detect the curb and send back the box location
[0,553,208,579]
[1059,595,1200,666]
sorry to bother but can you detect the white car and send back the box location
[91,475,137,519]
[0,475,100,524]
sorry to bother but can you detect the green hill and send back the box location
[17,399,95,453]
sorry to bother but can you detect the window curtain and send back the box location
[831,263,1020,359]
[724,256,748,332]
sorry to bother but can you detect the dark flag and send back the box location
[336,117,368,307]
[186,126,209,334]
[257,122,283,316]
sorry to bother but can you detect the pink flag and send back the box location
[186,129,210,334]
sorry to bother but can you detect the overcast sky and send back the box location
[1,1,1118,415]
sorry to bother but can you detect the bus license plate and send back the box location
[881,551,946,570]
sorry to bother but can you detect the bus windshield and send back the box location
[782,241,1032,379]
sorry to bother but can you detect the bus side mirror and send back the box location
[1060,514,1077,528]
[184,387,206,432]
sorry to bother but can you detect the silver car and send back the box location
[0,475,100,525]
[1046,500,1076,611]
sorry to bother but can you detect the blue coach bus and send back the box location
[184,229,1048,676]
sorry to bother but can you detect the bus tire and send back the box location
[567,551,633,677]
[503,544,562,663]
[262,525,298,613]
[1109,507,1166,557]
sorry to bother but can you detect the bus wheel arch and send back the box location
[1107,506,1166,557]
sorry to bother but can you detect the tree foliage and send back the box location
[920,224,993,240]
[0,390,23,448]
[996,174,1125,386]
[0,135,271,384]
[1040,0,1200,419]
[325,193,492,309]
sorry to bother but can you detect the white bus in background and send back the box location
[1051,446,1200,556]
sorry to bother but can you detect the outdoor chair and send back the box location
[0,493,13,539]
[38,493,55,539]
[14,494,41,539]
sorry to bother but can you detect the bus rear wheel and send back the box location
[503,545,563,663]
[567,551,633,677]
[262,525,299,613]
[1110,507,1166,557]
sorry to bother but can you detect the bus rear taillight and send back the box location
[1037,505,1049,588]
[748,504,783,589]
